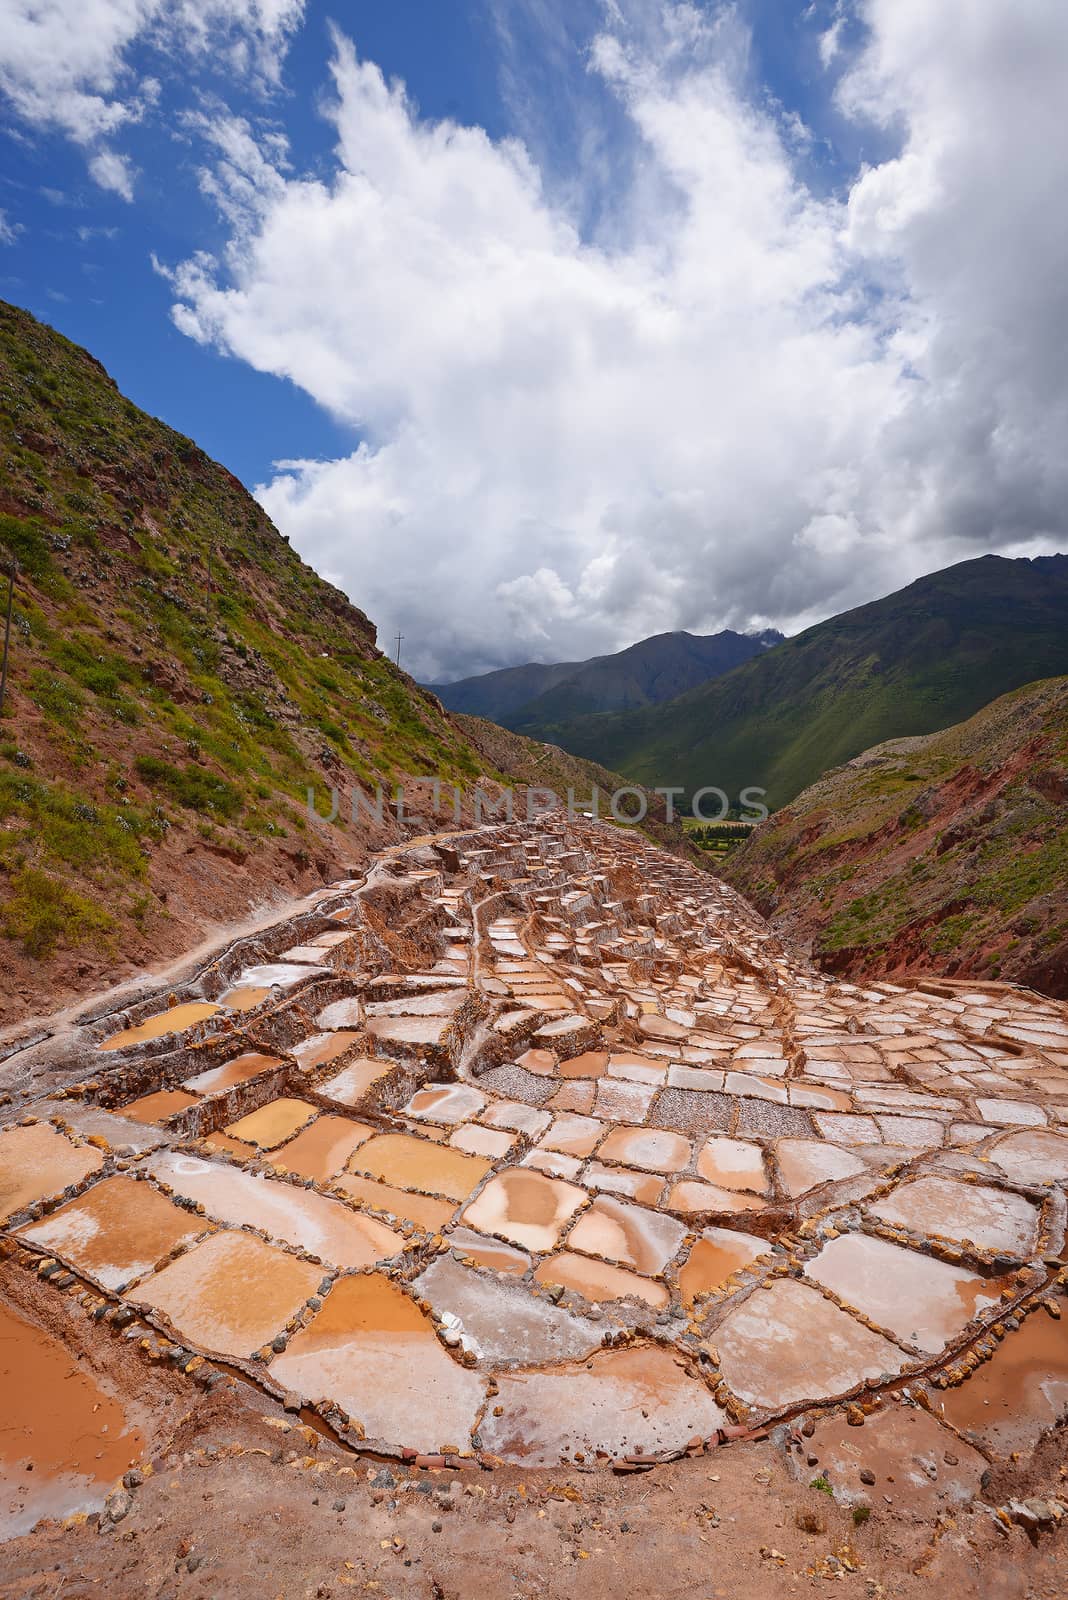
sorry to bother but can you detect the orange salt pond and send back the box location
[534,1251,669,1310]
[18,1175,207,1291]
[403,1083,487,1125]
[866,1176,1039,1258]
[98,1002,220,1051]
[317,1060,394,1108]
[804,1232,1006,1353]
[461,1169,587,1253]
[677,1227,770,1305]
[696,1137,768,1193]
[272,1115,374,1182]
[937,1307,1068,1453]
[349,1133,491,1202]
[224,1098,317,1150]
[478,1345,726,1467]
[291,1032,362,1072]
[182,1052,283,1095]
[0,1124,103,1224]
[133,1231,321,1359]
[444,1226,531,1276]
[597,1127,690,1174]
[0,1302,146,1537]
[567,1195,685,1275]
[146,1152,403,1269]
[269,1274,484,1450]
[333,1174,456,1231]
[217,986,270,1011]
[121,1089,199,1126]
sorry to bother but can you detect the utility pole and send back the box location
[0,558,15,720]
[394,631,404,669]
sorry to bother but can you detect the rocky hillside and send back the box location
[534,555,1068,809]
[0,302,656,1022]
[430,627,781,726]
[723,678,1068,997]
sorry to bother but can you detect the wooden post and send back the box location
[0,559,14,720]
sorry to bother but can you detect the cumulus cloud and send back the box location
[0,0,304,194]
[160,1,1068,678]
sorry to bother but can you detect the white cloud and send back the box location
[0,0,305,191]
[0,209,22,243]
[88,148,136,200]
[160,1,1068,679]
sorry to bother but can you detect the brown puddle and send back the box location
[0,1302,146,1538]
[349,1133,491,1202]
[937,1307,1068,1454]
[98,1002,221,1051]
[269,1273,484,1450]
[17,1175,207,1291]
[0,1124,104,1224]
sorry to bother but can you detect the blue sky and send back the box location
[1,2,1066,678]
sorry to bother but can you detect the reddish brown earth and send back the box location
[725,679,1068,999]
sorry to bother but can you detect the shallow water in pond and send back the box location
[272,1116,374,1183]
[269,1273,484,1450]
[133,1231,321,1359]
[0,1302,146,1538]
[18,1175,206,1291]
[182,1052,283,1095]
[0,1124,103,1224]
[98,1002,220,1051]
[677,1227,769,1305]
[461,1169,587,1253]
[224,1099,317,1150]
[937,1307,1068,1453]
[121,1089,199,1126]
[349,1133,491,1202]
[534,1250,668,1309]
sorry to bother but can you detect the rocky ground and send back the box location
[2,819,1066,1595]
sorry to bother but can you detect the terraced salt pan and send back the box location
[272,1115,374,1182]
[803,1232,1006,1353]
[291,1033,362,1072]
[462,1169,588,1253]
[937,1310,1068,1454]
[0,1123,104,1223]
[334,1173,457,1232]
[0,1301,146,1536]
[445,1226,531,1275]
[97,1002,221,1052]
[18,1175,207,1291]
[317,1059,395,1107]
[597,1127,690,1173]
[224,1098,317,1150]
[534,1250,669,1309]
[696,1137,768,1194]
[122,1089,199,1125]
[478,1346,727,1466]
[133,1231,321,1359]
[567,1195,685,1276]
[414,1254,603,1366]
[146,1151,403,1269]
[270,1274,485,1449]
[714,1279,908,1411]
[866,1176,1040,1257]
[677,1227,770,1304]
[182,1052,283,1095]
[403,1083,486,1125]
[351,1133,491,1202]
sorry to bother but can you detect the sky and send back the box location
[2,2,1067,682]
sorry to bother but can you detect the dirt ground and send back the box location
[1,1270,1064,1600]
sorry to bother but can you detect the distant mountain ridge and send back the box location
[529,554,1068,810]
[429,627,783,727]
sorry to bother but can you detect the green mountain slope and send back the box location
[430,627,780,727]
[535,556,1068,809]
[723,678,1068,997]
[0,302,581,1019]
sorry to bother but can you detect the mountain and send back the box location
[723,678,1068,998]
[0,302,676,1022]
[532,555,1068,810]
[429,627,782,727]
